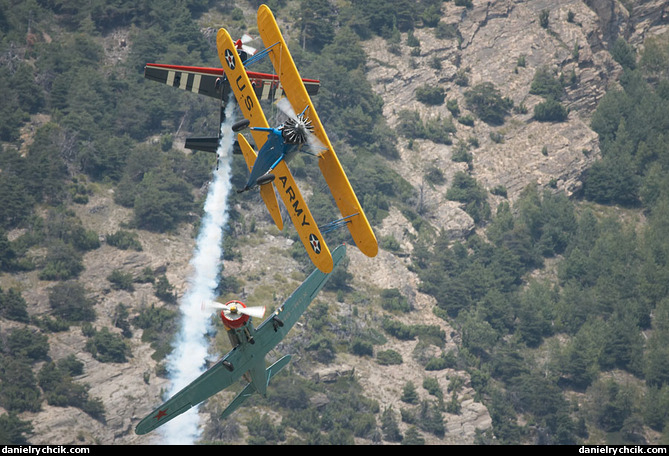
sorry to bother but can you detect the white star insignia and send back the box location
[309,234,321,254]
[224,49,236,70]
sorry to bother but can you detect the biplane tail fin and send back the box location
[220,355,292,420]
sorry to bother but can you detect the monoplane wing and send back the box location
[217,27,334,274]
[252,243,346,352]
[256,5,378,259]
[135,347,245,435]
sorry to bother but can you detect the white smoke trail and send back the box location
[159,98,236,444]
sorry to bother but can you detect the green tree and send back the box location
[298,0,336,52]
[0,67,29,142]
[133,169,194,232]
[611,37,637,70]
[645,298,669,387]
[401,381,419,404]
[584,149,641,206]
[6,328,49,361]
[381,406,403,442]
[350,0,416,37]
[107,269,135,291]
[516,280,555,347]
[0,288,30,323]
[446,172,491,223]
[0,413,33,444]
[459,309,499,357]
[154,275,176,303]
[402,426,425,444]
[0,358,42,413]
[85,327,131,363]
[246,412,285,444]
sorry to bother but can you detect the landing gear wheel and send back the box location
[232,119,250,132]
[256,173,275,186]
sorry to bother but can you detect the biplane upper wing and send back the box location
[256,5,378,259]
[217,27,334,273]
[134,346,246,435]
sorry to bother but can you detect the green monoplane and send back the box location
[135,244,346,435]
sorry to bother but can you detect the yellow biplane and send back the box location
[216,5,378,273]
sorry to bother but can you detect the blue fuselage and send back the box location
[245,127,301,189]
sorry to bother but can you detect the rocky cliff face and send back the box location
[5,0,668,446]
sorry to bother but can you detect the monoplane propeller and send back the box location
[202,300,266,319]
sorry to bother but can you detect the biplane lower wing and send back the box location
[144,63,225,99]
[256,5,378,259]
[271,159,334,273]
[237,133,283,230]
[144,63,320,102]
[217,27,333,273]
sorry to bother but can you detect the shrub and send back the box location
[539,9,549,28]
[425,166,445,185]
[533,99,568,122]
[0,358,42,413]
[107,269,135,291]
[154,275,176,303]
[451,142,473,164]
[7,328,49,361]
[446,172,491,223]
[48,282,96,323]
[132,169,194,233]
[85,327,131,363]
[380,288,412,312]
[423,377,442,398]
[106,230,142,251]
[446,99,460,116]
[377,349,403,365]
[464,82,512,125]
[530,67,564,100]
[415,85,445,105]
[350,338,374,356]
[435,22,458,39]
[39,241,84,281]
[457,115,474,126]
[133,305,178,360]
[491,185,508,197]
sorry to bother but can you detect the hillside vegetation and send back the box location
[2,0,669,445]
